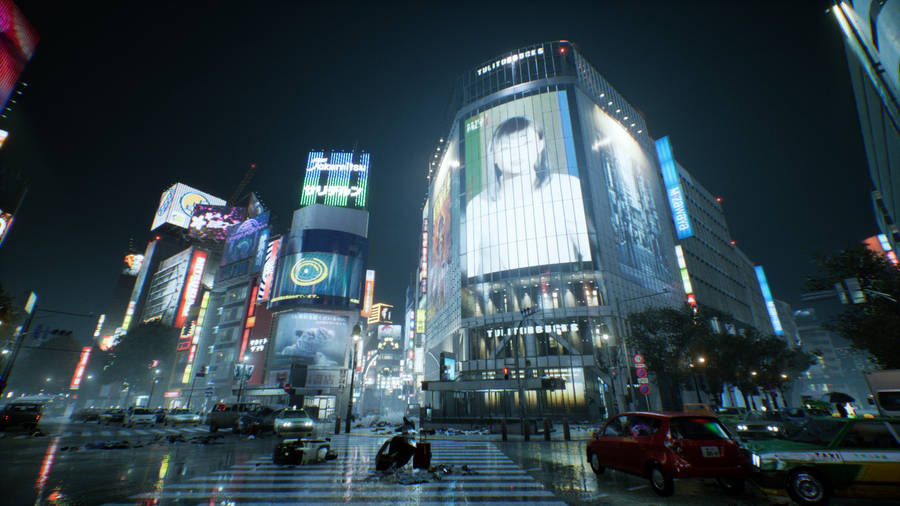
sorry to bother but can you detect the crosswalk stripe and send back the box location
[132,490,559,500]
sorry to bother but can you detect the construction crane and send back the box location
[227,162,258,207]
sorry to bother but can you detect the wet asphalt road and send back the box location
[1,421,896,505]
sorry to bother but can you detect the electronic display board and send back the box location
[189,205,246,242]
[221,212,270,266]
[0,0,38,110]
[299,151,370,208]
[151,183,226,231]
[272,311,351,367]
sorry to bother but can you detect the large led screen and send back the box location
[0,0,38,111]
[221,212,269,266]
[578,94,669,289]
[270,229,367,309]
[427,132,456,318]
[272,312,350,367]
[463,90,591,277]
[300,151,370,209]
[151,183,226,231]
[189,205,246,242]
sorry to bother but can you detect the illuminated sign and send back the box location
[272,312,351,366]
[0,210,14,247]
[92,314,105,338]
[222,212,269,266]
[420,215,428,293]
[754,265,784,336]
[151,183,226,231]
[123,254,144,276]
[655,137,694,240]
[674,245,695,306]
[485,322,579,337]
[188,204,246,242]
[361,269,375,317]
[475,46,544,76]
[299,151,370,208]
[69,346,92,390]
[257,237,282,302]
[0,129,7,149]
[866,234,900,266]
[415,308,426,334]
[0,0,38,111]
[368,302,393,324]
[174,250,208,328]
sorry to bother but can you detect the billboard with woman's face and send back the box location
[463,90,591,278]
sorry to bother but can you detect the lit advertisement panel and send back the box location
[121,239,158,333]
[0,129,7,149]
[428,132,457,317]
[655,137,694,240]
[173,250,208,328]
[579,92,670,289]
[270,229,367,310]
[69,347,92,390]
[188,205,246,242]
[754,265,784,336]
[0,0,38,110]
[221,212,270,266]
[0,209,12,246]
[361,269,375,317]
[122,253,144,276]
[257,237,282,302]
[272,312,351,367]
[464,90,591,277]
[300,151,370,208]
[150,183,226,231]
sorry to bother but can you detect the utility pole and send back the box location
[515,307,536,438]
[345,324,362,433]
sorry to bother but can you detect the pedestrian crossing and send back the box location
[53,425,210,439]
[126,435,566,504]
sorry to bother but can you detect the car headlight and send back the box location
[766,425,779,432]
[737,424,748,431]
[303,420,313,426]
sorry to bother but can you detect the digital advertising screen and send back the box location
[270,229,367,310]
[0,0,38,111]
[151,183,226,231]
[257,237,282,302]
[578,92,670,289]
[655,137,693,240]
[122,253,144,276]
[463,90,591,277]
[427,132,456,318]
[0,209,13,247]
[188,205,246,242]
[272,312,351,367]
[299,151,370,209]
[221,212,270,266]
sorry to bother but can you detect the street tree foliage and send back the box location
[628,305,813,410]
[805,244,900,369]
[99,322,180,392]
[0,283,24,345]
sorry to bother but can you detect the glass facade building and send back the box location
[422,41,684,420]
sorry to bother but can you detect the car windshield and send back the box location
[132,409,151,414]
[669,417,732,440]
[746,412,784,422]
[877,391,900,411]
[717,407,741,415]
[280,409,309,418]
[170,409,189,414]
[789,419,846,446]
[10,404,41,412]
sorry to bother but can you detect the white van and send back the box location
[864,370,900,417]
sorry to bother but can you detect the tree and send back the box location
[99,322,180,394]
[806,244,900,369]
[8,332,83,393]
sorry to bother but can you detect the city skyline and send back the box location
[0,2,874,327]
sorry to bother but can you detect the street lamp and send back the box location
[345,324,362,433]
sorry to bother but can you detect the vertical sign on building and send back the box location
[257,237,282,302]
[420,213,428,294]
[655,137,693,240]
[69,347,92,390]
[674,245,696,308]
[361,270,375,317]
[754,265,784,336]
[174,250,208,328]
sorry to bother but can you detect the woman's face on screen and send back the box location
[493,126,543,177]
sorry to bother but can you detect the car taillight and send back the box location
[3,415,8,421]
[36,414,41,420]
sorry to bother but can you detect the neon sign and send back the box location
[300,151,370,208]
[655,137,694,240]
[174,250,207,328]
[69,347,92,390]
[754,265,784,336]
[475,47,544,76]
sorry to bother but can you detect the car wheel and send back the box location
[589,452,605,475]
[787,469,831,505]
[209,423,218,433]
[649,465,674,497]
[717,477,745,496]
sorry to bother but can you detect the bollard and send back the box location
[523,419,530,441]
[334,417,342,434]
[563,420,571,441]
[543,419,551,441]
[501,419,508,441]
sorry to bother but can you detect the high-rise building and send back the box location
[832,2,900,250]
[421,41,687,419]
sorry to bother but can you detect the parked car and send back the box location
[586,411,749,497]
[126,407,157,426]
[0,401,42,431]
[206,402,263,432]
[746,417,900,504]
[234,406,278,434]
[98,408,126,425]
[274,408,316,437]
[153,408,167,424]
[165,409,201,425]
[734,411,798,440]
[714,406,748,428]
[70,408,102,422]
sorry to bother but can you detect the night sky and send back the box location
[0,1,875,339]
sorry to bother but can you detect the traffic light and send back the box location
[503,367,509,380]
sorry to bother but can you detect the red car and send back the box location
[586,411,749,497]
